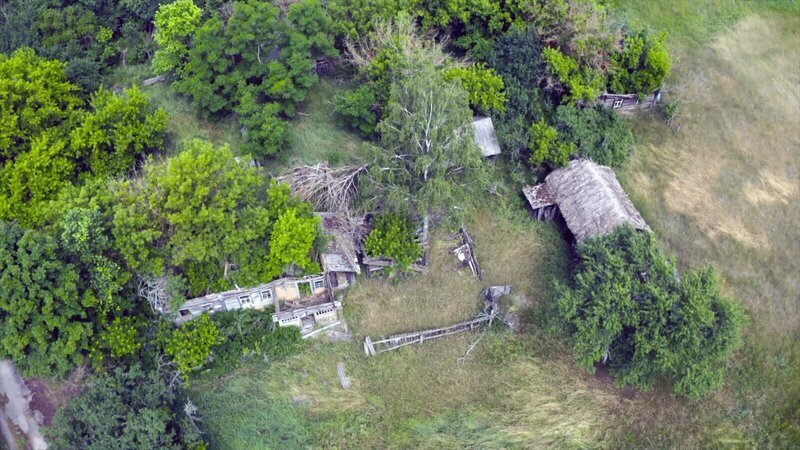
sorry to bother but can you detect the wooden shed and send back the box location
[524,159,650,242]
[597,89,662,113]
[472,116,502,158]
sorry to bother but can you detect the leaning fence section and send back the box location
[363,313,493,356]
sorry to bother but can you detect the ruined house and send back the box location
[318,213,362,291]
[473,116,502,159]
[171,213,367,336]
[174,274,327,324]
[523,159,650,242]
[597,89,662,113]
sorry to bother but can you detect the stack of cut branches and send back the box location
[277,163,367,215]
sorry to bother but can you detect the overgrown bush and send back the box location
[609,29,671,96]
[334,85,378,136]
[443,63,507,113]
[365,215,424,270]
[206,310,305,376]
[49,363,206,449]
[528,120,574,168]
[554,105,634,167]
[552,226,745,398]
[163,313,223,379]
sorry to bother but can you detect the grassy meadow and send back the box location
[192,206,637,449]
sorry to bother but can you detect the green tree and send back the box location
[90,317,142,367]
[153,0,203,74]
[528,119,574,168]
[71,86,169,177]
[0,48,81,160]
[554,104,633,167]
[443,63,507,113]
[553,227,745,398]
[264,206,321,279]
[610,30,671,96]
[334,85,378,136]
[486,27,551,166]
[236,89,290,160]
[172,15,236,115]
[543,47,604,105]
[164,313,222,377]
[365,214,423,270]
[112,139,271,293]
[49,363,205,449]
[364,66,489,221]
[0,221,94,376]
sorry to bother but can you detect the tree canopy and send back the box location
[553,227,745,398]
[49,363,205,449]
[0,49,167,226]
[363,65,489,221]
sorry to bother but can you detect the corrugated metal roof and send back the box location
[473,117,502,157]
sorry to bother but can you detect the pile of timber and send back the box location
[452,227,482,280]
[363,313,494,356]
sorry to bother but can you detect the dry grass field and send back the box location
[614,7,800,447]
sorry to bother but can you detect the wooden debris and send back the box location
[457,335,483,364]
[452,227,482,280]
[141,74,167,87]
[277,164,367,215]
[337,362,350,389]
[364,312,494,356]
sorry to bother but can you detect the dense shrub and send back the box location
[443,63,507,113]
[334,85,378,136]
[365,215,424,270]
[609,29,671,96]
[49,363,206,449]
[554,105,634,167]
[528,120,574,168]
[553,227,745,398]
[207,310,305,376]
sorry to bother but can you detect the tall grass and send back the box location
[263,79,370,174]
[614,9,800,447]
[191,204,628,449]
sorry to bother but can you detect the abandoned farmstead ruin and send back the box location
[169,212,365,338]
[170,122,648,346]
[523,159,650,242]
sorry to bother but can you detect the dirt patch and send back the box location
[23,381,56,427]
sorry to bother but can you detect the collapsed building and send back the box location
[170,213,365,338]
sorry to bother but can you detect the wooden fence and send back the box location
[363,313,493,356]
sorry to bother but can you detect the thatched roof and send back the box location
[522,184,556,209]
[544,159,650,242]
[472,117,501,157]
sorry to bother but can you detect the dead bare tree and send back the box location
[276,163,367,215]
[138,275,173,314]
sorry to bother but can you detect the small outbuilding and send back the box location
[524,159,650,242]
[597,89,662,113]
[473,116,502,159]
